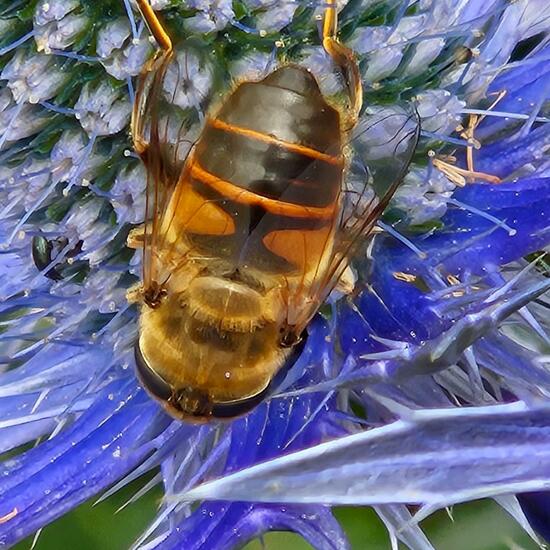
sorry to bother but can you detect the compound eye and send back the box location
[210,388,271,419]
[210,329,308,420]
[134,341,172,402]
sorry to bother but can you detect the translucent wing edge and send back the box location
[132,50,199,291]
[293,106,421,334]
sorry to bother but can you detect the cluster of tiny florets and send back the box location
[0,1,549,548]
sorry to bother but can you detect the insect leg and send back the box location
[322,0,362,123]
[135,0,172,51]
[432,156,502,186]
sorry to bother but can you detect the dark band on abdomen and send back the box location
[176,65,343,272]
[194,65,343,211]
[207,118,343,166]
[189,158,337,219]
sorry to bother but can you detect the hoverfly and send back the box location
[129,0,419,422]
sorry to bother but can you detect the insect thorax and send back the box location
[138,274,289,402]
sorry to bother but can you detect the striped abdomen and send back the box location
[167,65,343,275]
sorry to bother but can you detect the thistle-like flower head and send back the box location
[0,1,549,548]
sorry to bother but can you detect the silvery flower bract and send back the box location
[0,0,549,548]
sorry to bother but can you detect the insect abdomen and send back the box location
[195,65,343,209]
[170,65,344,273]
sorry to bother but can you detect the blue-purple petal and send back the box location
[340,177,549,356]
[0,380,162,546]
[180,402,550,508]
[475,124,550,178]
[476,46,550,140]
[518,493,550,541]
[415,178,550,275]
[163,502,349,550]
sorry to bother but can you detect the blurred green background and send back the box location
[13,474,540,550]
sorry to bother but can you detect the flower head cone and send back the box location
[0,0,549,548]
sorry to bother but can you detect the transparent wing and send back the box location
[132,48,204,289]
[291,102,421,334]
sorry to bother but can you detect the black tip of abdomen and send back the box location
[261,65,321,96]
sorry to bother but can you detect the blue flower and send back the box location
[0,0,549,548]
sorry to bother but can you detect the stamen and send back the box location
[39,101,78,116]
[126,76,135,105]
[447,197,516,236]
[49,50,100,62]
[457,91,507,172]
[433,157,502,186]
[231,20,262,34]
[518,93,547,138]
[421,131,470,147]
[5,179,57,246]
[0,397,93,429]
[460,108,550,124]
[377,221,427,259]
[11,311,88,360]
[63,130,97,195]
[0,30,35,56]
[123,0,139,40]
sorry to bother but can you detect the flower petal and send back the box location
[414,178,550,276]
[0,380,163,546]
[518,492,550,540]
[162,502,349,550]
[180,402,550,508]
